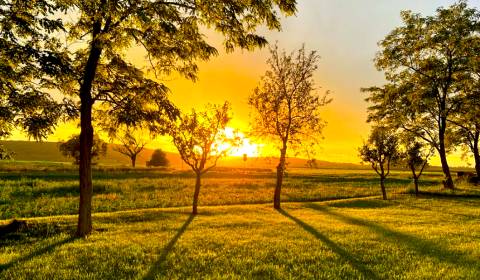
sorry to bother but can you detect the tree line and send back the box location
[361,1,480,198]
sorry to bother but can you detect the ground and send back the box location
[0,163,479,279]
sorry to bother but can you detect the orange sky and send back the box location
[10,0,479,166]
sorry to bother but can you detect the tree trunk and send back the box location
[76,42,103,238]
[131,155,136,168]
[274,144,287,209]
[413,177,419,197]
[380,177,387,200]
[473,133,480,176]
[438,131,454,190]
[192,172,201,215]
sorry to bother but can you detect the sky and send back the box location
[10,0,480,166]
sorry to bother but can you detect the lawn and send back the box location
[0,165,449,219]
[1,196,479,279]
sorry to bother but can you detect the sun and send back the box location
[221,127,261,158]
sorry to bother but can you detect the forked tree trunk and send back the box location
[192,172,201,215]
[380,176,387,200]
[76,42,103,238]
[274,144,287,209]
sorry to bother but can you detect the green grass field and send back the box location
[1,163,480,279]
[0,165,455,219]
[1,197,479,279]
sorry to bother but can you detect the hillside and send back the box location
[1,140,368,169]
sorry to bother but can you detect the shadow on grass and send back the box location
[277,209,379,280]
[142,214,195,280]
[415,191,480,199]
[306,203,479,268]
[0,236,76,272]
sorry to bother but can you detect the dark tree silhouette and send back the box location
[249,44,331,209]
[108,126,150,168]
[0,145,13,160]
[147,149,169,167]
[399,134,434,196]
[170,102,239,215]
[359,126,399,200]
[1,0,298,236]
[59,135,107,165]
[363,2,479,190]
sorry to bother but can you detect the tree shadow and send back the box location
[306,203,479,268]
[0,236,76,272]
[142,214,195,280]
[277,209,379,280]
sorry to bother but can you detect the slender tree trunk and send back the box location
[438,129,454,190]
[473,132,480,176]
[274,143,287,209]
[192,172,201,215]
[76,42,103,237]
[413,177,419,197]
[131,155,136,168]
[410,166,419,197]
[380,176,387,200]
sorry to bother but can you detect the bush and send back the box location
[147,149,169,167]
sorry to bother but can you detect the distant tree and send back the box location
[2,0,298,237]
[59,135,107,165]
[106,126,150,168]
[169,102,239,215]
[359,126,399,200]
[399,134,434,196]
[249,44,331,209]
[147,149,169,168]
[0,145,13,160]
[363,2,479,190]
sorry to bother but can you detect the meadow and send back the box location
[1,162,480,279]
[0,161,455,219]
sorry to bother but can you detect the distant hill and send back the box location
[1,140,369,170]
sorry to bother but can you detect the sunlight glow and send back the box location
[222,127,261,158]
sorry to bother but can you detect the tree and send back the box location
[169,102,239,215]
[0,144,13,160]
[147,149,169,167]
[2,0,298,236]
[59,134,107,165]
[399,134,434,196]
[109,126,150,167]
[359,126,399,200]
[363,2,479,189]
[248,44,331,209]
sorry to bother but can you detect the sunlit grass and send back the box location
[1,197,479,279]
[0,167,456,219]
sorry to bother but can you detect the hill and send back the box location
[1,140,368,169]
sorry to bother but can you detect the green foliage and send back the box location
[58,135,107,165]
[170,102,238,174]
[359,126,399,178]
[249,44,331,149]
[0,144,13,160]
[147,149,169,167]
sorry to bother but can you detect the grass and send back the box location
[0,167,453,219]
[0,196,479,279]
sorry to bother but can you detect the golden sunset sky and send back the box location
[10,0,480,166]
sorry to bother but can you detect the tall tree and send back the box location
[364,2,479,189]
[249,44,331,209]
[2,0,298,237]
[359,126,399,200]
[169,102,239,215]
